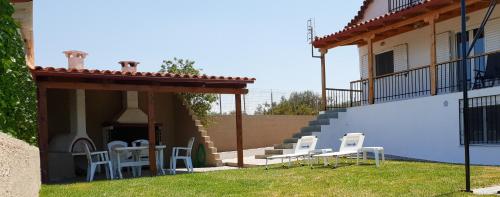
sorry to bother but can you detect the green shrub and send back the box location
[160,58,217,126]
[0,0,37,145]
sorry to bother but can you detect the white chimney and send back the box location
[63,50,88,70]
[119,61,139,73]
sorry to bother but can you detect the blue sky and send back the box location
[34,0,363,92]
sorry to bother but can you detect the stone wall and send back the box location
[0,132,40,197]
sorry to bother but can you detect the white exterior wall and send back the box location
[358,26,431,79]
[361,0,389,23]
[357,8,500,79]
[315,86,500,165]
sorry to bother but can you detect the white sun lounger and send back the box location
[311,133,365,168]
[265,136,318,169]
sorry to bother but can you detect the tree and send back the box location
[0,0,37,144]
[255,91,320,115]
[159,58,217,125]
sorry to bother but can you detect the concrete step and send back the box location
[254,154,270,159]
[274,143,294,149]
[202,135,211,142]
[283,138,298,144]
[264,149,283,155]
[293,131,313,138]
[214,160,224,167]
[205,141,214,148]
[301,125,321,133]
[309,119,330,126]
[326,108,347,113]
[318,113,338,120]
[199,129,208,136]
[208,147,217,153]
[210,153,220,160]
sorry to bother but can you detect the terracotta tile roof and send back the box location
[30,66,255,84]
[313,0,434,48]
[347,0,373,27]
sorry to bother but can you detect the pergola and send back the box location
[31,66,255,183]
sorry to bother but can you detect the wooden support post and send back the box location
[320,49,328,111]
[428,15,438,95]
[37,85,49,183]
[367,35,375,104]
[147,91,157,176]
[235,94,243,168]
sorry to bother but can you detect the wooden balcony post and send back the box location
[235,94,243,167]
[320,48,328,110]
[147,91,157,176]
[37,84,49,183]
[427,15,439,95]
[367,35,375,104]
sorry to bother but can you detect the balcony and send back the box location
[326,51,500,110]
[388,0,425,12]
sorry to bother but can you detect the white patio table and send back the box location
[114,145,166,178]
[359,147,385,167]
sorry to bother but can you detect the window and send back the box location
[455,28,486,89]
[375,51,394,76]
[460,95,500,145]
[473,29,486,74]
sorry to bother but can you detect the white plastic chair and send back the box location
[312,133,365,168]
[131,139,149,176]
[107,141,134,178]
[132,139,149,161]
[265,136,318,169]
[170,137,195,175]
[84,144,113,181]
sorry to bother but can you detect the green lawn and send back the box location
[41,160,500,197]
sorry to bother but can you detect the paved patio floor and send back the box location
[220,147,310,167]
[473,185,500,195]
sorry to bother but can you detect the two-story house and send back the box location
[299,0,500,165]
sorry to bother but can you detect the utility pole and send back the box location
[270,90,274,115]
[243,94,246,115]
[219,94,222,115]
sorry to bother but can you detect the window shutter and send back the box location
[436,31,451,63]
[393,44,408,72]
[360,54,368,79]
[485,18,500,53]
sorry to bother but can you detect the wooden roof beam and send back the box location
[320,0,485,49]
[39,81,249,94]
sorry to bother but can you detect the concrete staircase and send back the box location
[255,109,345,159]
[179,96,223,166]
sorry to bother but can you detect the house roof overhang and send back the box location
[313,0,496,50]
[31,66,255,94]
